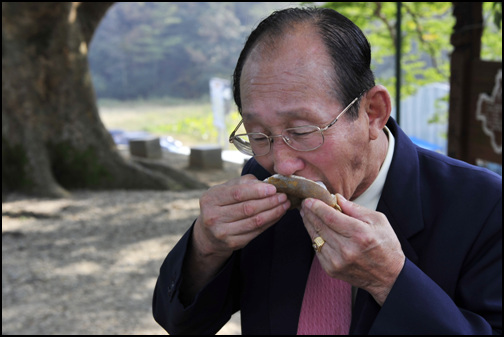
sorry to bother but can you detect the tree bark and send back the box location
[2,2,183,197]
[447,2,483,161]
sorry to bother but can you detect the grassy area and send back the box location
[97,98,242,147]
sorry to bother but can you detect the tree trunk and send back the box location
[2,2,182,197]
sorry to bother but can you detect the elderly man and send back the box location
[153,7,502,334]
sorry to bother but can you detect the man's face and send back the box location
[239,28,372,199]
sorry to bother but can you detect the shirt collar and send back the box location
[352,126,395,211]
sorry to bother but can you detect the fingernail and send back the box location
[304,198,313,209]
[278,193,287,203]
[337,193,346,202]
[264,184,276,196]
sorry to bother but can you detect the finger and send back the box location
[230,196,290,235]
[336,194,375,225]
[216,178,278,206]
[212,198,291,250]
[302,198,352,238]
[300,200,325,238]
[301,200,355,279]
[300,207,345,276]
[224,192,290,223]
[201,189,288,228]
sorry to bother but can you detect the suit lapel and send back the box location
[379,119,423,259]
[350,119,423,334]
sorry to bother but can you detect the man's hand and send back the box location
[194,174,290,257]
[301,194,405,306]
[181,174,290,303]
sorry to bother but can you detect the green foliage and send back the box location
[149,114,217,143]
[90,2,501,107]
[89,2,290,100]
[482,2,503,60]
[98,98,242,146]
[319,2,454,99]
[150,108,242,144]
[317,2,502,99]
[490,1,502,28]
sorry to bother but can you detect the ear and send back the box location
[362,85,392,140]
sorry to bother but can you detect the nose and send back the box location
[270,137,305,176]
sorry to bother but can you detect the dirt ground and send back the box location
[2,151,243,335]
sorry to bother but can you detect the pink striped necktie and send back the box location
[297,256,352,335]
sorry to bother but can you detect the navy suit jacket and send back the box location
[153,118,502,334]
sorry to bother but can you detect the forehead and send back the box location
[240,27,339,122]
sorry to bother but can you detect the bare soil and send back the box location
[2,151,243,335]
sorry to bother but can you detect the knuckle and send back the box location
[375,212,387,224]
[342,245,359,265]
[202,209,219,227]
[227,238,241,251]
[232,188,243,202]
[326,257,345,277]
[242,202,255,217]
[251,213,265,228]
[354,230,377,251]
[352,229,366,244]
[213,226,228,242]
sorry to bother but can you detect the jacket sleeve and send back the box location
[152,158,269,334]
[369,198,502,334]
[152,224,240,334]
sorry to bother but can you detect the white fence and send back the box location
[391,83,450,154]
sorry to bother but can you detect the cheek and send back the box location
[322,131,365,172]
[349,151,365,171]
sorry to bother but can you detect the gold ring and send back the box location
[312,236,325,253]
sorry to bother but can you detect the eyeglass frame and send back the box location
[228,96,360,157]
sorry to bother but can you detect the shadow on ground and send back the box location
[2,151,243,335]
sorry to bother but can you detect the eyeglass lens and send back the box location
[234,125,323,156]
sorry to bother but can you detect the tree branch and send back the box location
[77,2,115,44]
[373,2,397,48]
[403,3,442,74]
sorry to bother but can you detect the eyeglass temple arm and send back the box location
[324,97,359,130]
[229,119,244,142]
